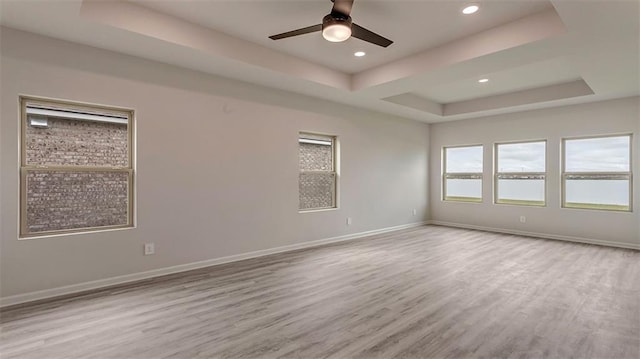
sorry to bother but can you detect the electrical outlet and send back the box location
[347,217,352,226]
[519,216,526,223]
[412,209,417,216]
[144,243,155,255]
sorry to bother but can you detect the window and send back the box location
[495,141,546,206]
[562,134,632,211]
[443,145,483,202]
[299,133,336,210]
[20,97,134,237]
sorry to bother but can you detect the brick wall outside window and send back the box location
[26,171,128,233]
[298,135,336,210]
[26,117,128,167]
[24,114,130,234]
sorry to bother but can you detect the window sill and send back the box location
[299,207,338,214]
[19,225,135,240]
[562,204,632,212]
[443,197,483,204]
[495,200,546,207]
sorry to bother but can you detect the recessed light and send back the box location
[478,78,489,83]
[354,51,366,57]
[462,5,479,15]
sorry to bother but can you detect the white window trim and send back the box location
[494,140,547,207]
[442,144,484,203]
[298,132,338,212]
[19,96,135,238]
[561,134,633,212]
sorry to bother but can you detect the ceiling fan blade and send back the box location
[331,0,354,16]
[351,23,393,48]
[269,24,322,40]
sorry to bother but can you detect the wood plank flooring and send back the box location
[1,225,639,358]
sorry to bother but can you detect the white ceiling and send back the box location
[416,57,580,104]
[0,0,638,123]
[130,0,552,74]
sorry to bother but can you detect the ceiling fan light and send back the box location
[322,23,352,42]
[322,14,352,42]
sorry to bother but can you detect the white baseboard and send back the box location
[429,220,640,250]
[0,221,428,308]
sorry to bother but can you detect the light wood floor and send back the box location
[1,225,639,358]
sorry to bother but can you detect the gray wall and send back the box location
[430,97,640,247]
[2,27,638,301]
[0,29,430,298]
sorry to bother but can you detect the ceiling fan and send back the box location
[268,0,393,48]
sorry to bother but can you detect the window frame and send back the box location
[561,133,633,212]
[298,132,338,212]
[442,144,484,203]
[19,96,135,238]
[494,139,547,207]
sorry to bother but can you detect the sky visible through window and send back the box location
[497,142,545,172]
[445,146,482,173]
[446,137,630,173]
[565,136,630,172]
[490,136,631,172]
